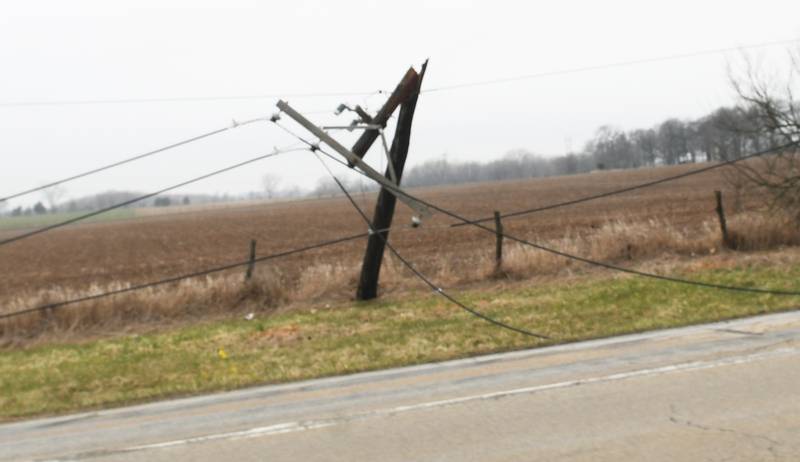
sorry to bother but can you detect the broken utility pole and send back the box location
[356,61,427,300]
[275,61,428,301]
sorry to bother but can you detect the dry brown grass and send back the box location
[727,212,800,250]
[2,211,797,346]
[0,271,286,346]
[1,163,798,346]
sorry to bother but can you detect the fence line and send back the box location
[311,146,800,297]
[0,230,378,321]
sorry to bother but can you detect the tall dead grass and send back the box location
[727,212,800,250]
[0,270,289,347]
[2,211,797,346]
[501,219,719,278]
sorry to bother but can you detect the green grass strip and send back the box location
[1,261,798,420]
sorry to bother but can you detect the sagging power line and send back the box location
[269,69,800,300]
[5,58,799,340]
[314,150,550,339]
[308,143,800,298]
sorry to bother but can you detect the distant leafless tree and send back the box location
[262,173,281,199]
[657,119,693,164]
[727,51,800,220]
[41,184,67,213]
[154,196,172,207]
[312,177,340,198]
[588,126,638,169]
[630,128,659,166]
[33,201,47,215]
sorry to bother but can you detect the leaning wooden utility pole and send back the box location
[356,61,427,300]
[275,61,428,301]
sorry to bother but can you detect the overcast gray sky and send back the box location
[2,0,800,208]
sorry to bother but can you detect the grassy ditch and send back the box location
[1,259,799,420]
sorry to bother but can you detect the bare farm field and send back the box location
[1,163,798,345]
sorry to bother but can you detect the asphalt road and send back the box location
[3,311,800,461]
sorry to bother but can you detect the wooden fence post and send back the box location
[715,190,731,249]
[245,239,256,281]
[494,211,504,268]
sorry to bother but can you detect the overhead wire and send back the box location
[0,145,306,248]
[312,149,551,339]
[0,230,378,321]
[2,38,796,108]
[452,140,800,228]
[4,39,795,206]
[6,35,790,207]
[0,91,385,109]
[4,142,797,321]
[428,188,800,296]
[5,36,800,320]
[294,133,800,297]
[423,38,800,93]
[0,117,270,204]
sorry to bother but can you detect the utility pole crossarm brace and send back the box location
[350,67,419,163]
[276,100,429,217]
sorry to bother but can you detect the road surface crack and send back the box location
[713,327,764,336]
[668,404,783,460]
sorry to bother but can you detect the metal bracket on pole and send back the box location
[379,130,399,184]
[320,124,383,131]
[276,100,429,217]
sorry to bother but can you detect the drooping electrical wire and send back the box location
[312,150,551,339]
[299,138,800,298]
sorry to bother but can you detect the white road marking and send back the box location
[48,346,799,461]
[127,421,337,450]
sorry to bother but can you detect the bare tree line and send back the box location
[400,102,788,190]
[403,53,800,223]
